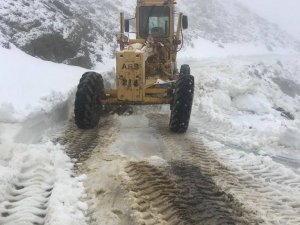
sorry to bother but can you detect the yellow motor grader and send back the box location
[74,0,194,133]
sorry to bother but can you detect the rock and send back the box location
[275,107,295,120]
[23,33,77,62]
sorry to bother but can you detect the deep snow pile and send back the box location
[0,45,87,121]
[0,45,90,224]
[0,129,87,225]
[184,54,300,153]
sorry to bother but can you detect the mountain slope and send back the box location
[0,0,299,68]
[179,0,300,51]
[0,0,133,68]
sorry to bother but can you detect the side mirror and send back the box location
[182,15,188,29]
[125,19,130,32]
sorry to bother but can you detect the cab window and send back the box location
[139,6,170,38]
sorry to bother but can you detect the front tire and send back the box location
[74,72,104,129]
[169,67,194,133]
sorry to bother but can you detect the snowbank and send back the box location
[0,45,89,224]
[279,126,300,149]
[233,93,273,115]
[0,128,87,225]
[0,45,86,121]
[181,38,298,60]
[181,55,300,151]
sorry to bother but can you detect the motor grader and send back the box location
[74,0,194,133]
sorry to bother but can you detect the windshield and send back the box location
[139,6,170,38]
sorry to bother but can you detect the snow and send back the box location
[233,93,273,115]
[0,46,89,224]
[0,6,300,221]
[181,54,300,154]
[0,0,138,68]
[279,126,300,149]
[111,115,163,161]
[0,45,86,121]
[0,125,87,225]
[1,39,300,222]
[178,0,300,54]
[181,38,298,59]
[146,156,168,167]
[236,0,300,41]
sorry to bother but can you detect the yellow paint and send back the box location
[103,0,184,105]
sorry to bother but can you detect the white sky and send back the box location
[236,0,300,41]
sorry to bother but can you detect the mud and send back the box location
[56,116,112,163]
[119,114,261,225]
[147,113,300,225]
[57,115,137,225]
[125,160,260,225]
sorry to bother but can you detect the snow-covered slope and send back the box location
[0,44,89,224]
[236,0,300,41]
[0,0,299,68]
[0,0,134,68]
[182,55,300,151]
[179,0,300,52]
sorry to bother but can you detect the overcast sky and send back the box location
[236,0,300,41]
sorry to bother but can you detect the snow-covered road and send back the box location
[51,109,300,224]
[1,44,300,224]
[0,100,87,225]
[1,107,300,224]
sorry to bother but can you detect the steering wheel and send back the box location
[151,27,164,36]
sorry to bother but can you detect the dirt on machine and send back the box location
[74,0,194,133]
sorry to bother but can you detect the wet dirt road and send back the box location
[57,113,300,225]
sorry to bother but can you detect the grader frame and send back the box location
[102,0,188,105]
[74,0,194,133]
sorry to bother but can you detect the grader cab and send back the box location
[74,0,194,133]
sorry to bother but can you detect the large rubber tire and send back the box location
[74,72,104,129]
[169,68,194,133]
[179,64,190,77]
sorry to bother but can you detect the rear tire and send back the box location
[169,67,194,133]
[74,72,104,129]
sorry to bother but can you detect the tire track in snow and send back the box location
[191,113,300,200]
[200,139,300,225]
[0,161,54,225]
[147,113,300,225]
[80,118,134,225]
[125,160,258,225]
[56,116,112,163]
[0,101,88,225]
[125,162,187,225]
[119,114,260,225]
[192,112,300,170]
[56,115,136,225]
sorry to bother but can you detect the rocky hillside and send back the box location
[0,0,134,68]
[0,0,299,69]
